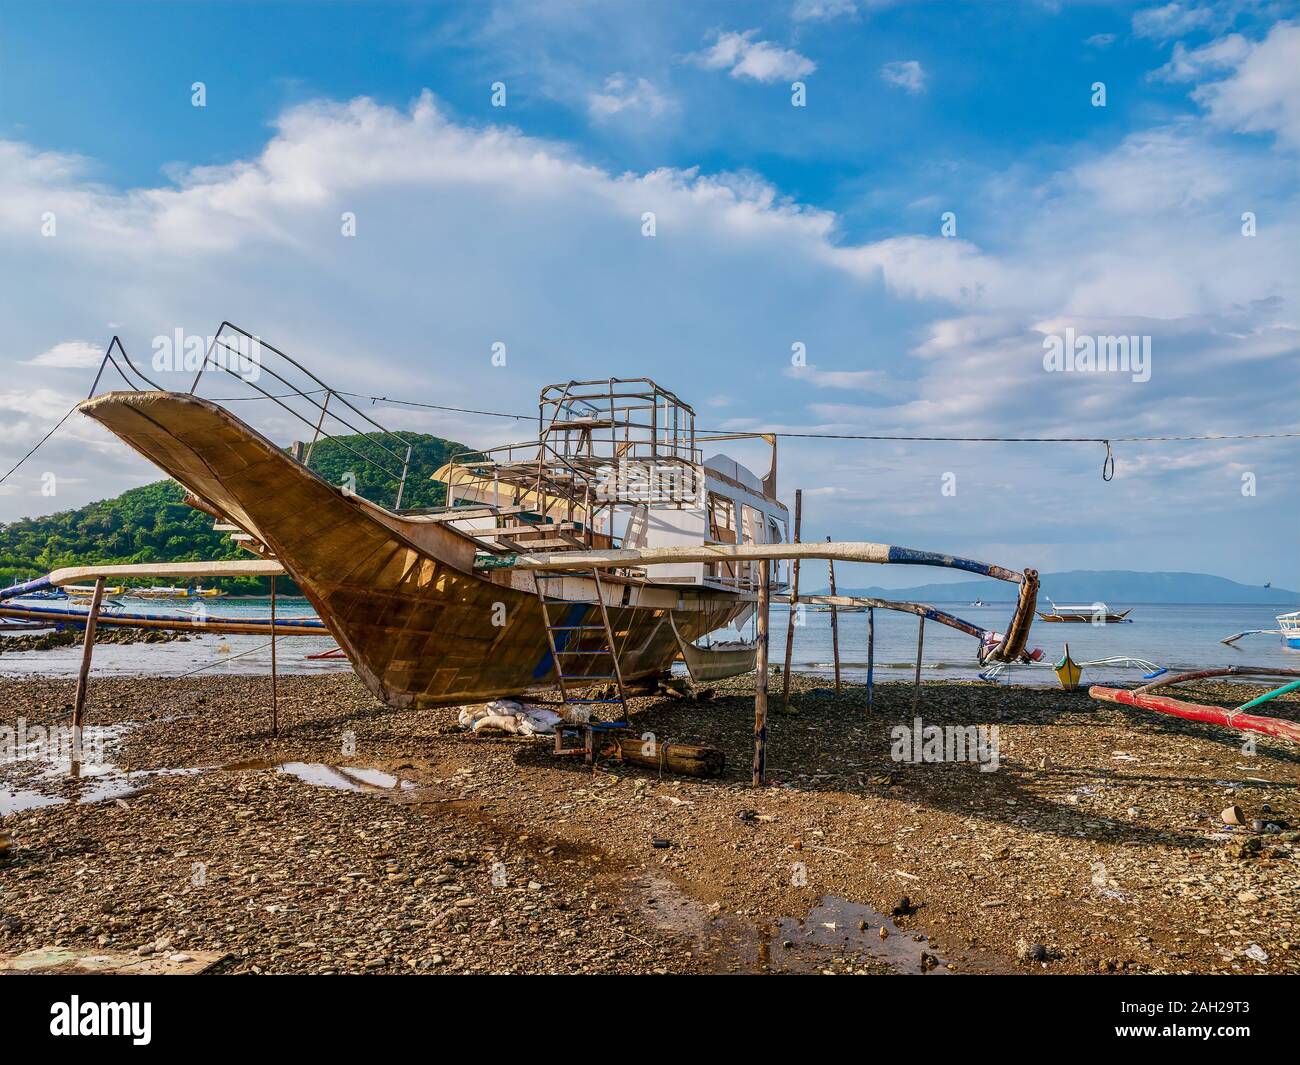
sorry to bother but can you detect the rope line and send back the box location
[0,405,79,487]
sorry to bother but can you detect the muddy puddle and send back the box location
[632,874,1015,975]
[2,723,421,817]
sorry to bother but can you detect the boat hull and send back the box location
[78,392,749,708]
[1036,610,1131,623]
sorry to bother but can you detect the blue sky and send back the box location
[1,0,1297,589]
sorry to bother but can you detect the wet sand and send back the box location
[1,672,1297,974]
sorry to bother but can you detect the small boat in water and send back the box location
[65,584,125,598]
[1221,610,1300,649]
[121,585,226,600]
[1035,598,1131,623]
[1280,611,1300,649]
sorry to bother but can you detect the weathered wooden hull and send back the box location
[78,392,750,708]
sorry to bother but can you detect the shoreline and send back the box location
[1,672,1297,974]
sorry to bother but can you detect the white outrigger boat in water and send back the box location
[1222,610,1300,650]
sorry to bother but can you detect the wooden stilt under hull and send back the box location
[78,392,748,708]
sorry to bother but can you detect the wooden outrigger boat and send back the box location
[1222,611,1300,650]
[1091,666,1300,743]
[1036,598,1131,623]
[54,324,1042,717]
[121,585,227,600]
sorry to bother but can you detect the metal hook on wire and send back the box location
[1101,440,1115,482]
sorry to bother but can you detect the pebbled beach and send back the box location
[1,671,1297,974]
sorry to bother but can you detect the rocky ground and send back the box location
[0,628,192,653]
[0,671,1296,974]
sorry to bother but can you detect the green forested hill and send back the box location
[0,431,468,591]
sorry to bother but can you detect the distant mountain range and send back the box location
[822,570,1298,605]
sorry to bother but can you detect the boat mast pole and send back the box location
[826,536,841,694]
[270,575,278,737]
[912,616,925,715]
[780,489,802,714]
[866,606,875,713]
[394,443,412,509]
[753,560,771,787]
[71,577,106,772]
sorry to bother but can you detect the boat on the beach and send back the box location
[1091,666,1300,743]
[1035,598,1131,623]
[9,323,1042,714]
[121,585,227,600]
[66,584,125,598]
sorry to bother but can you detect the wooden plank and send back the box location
[0,947,227,975]
[612,735,724,777]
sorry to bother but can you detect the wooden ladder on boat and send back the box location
[536,568,629,762]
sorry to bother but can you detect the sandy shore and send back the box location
[1,671,1297,974]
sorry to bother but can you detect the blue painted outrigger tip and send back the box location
[1142,667,1168,680]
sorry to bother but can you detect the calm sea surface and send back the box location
[1,597,1296,687]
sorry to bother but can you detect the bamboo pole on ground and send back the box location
[753,560,771,787]
[912,615,925,715]
[866,606,875,713]
[270,575,279,737]
[825,536,841,694]
[71,577,105,771]
[780,489,802,714]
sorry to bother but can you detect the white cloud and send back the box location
[1191,21,1300,147]
[792,0,859,20]
[0,84,1293,579]
[880,60,927,94]
[587,74,672,121]
[22,340,104,368]
[1085,32,1117,48]
[1132,3,1218,41]
[689,30,815,84]
[1152,32,1250,80]
[784,364,901,396]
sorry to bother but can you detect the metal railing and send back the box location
[87,323,416,510]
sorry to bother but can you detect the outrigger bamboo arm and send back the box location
[0,560,287,603]
[490,542,1038,662]
[487,541,1029,585]
[779,594,985,640]
[46,560,286,586]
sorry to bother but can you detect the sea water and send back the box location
[0,597,1295,686]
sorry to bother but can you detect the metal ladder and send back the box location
[536,568,629,762]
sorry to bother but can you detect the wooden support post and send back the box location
[270,575,279,737]
[866,606,875,714]
[780,489,802,713]
[71,577,105,768]
[753,560,771,787]
[912,615,925,715]
[826,536,841,694]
